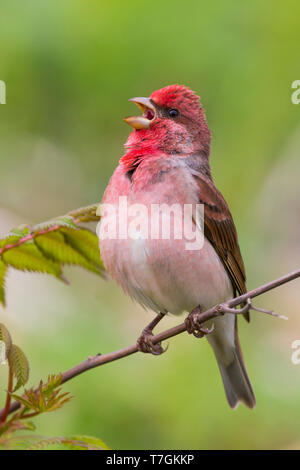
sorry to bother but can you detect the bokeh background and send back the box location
[0,0,300,450]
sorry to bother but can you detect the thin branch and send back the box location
[1,268,299,419]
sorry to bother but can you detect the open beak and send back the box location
[124,97,156,130]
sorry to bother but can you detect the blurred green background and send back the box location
[0,0,300,450]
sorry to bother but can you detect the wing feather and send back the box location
[193,173,249,321]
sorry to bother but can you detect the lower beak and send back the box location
[124,97,156,130]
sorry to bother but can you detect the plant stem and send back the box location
[0,368,13,425]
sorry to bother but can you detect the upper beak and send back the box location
[124,97,156,130]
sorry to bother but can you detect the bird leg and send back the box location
[137,312,167,355]
[185,306,215,338]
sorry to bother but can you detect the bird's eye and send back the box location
[168,108,179,118]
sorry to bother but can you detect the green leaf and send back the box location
[33,216,77,232]
[12,378,72,414]
[54,216,77,229]
[17,434,110,450]
[1,434,59,450]
[7,344,30,392]
[0,234,22,249]
[10,394,34,410]
[0,420,36,443]
[9,226,30,238]
[0,226,30,249]
[0,322,12,359]
[61,227,105,272]
[63,435,110,450]
[0,260,7,306]
[34,231,103,275]
[41,374,63,397]
[2,242,62,278]
[68,204,100,223]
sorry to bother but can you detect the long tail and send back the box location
[206,314,256,409]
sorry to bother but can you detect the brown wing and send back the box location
[193,173,249,321]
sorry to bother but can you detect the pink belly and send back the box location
[100,230,233,315]
[99,159,233,315]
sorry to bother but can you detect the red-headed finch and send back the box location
[99,85,255,409]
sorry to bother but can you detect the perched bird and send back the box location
[99,85,255,409]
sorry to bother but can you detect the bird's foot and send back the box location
[137,328,167,355]
[185,306,214,338]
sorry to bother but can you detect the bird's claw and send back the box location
[185,309,214,339]
[137,330,167,355]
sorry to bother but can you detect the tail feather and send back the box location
[206,314,255,409]
[217,348,256,409]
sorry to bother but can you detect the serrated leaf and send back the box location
[61,227,105,272]
[42,374,63,396]
[28,436,66,450]
[64,435,110,450]
[12,379,72,414]
[33,216,77,232]
[0,226,30,248]
[23,434,109,450]
[10,394,35,410]
[34,231,102,275]
[2,242,62,278]
[68,204,99,223]
[55,216,77,229]
[0,233,22,249]
[1,434,59,450]
[0,260,7,307]
[45,393,73,412]
[7,344,30,392]
[9,226,30,237]
[0,322,12,359]
[0,420,36,443]
[38,385,47,411]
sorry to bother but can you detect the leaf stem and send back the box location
[0,225,61,256]
[0,203,100,257]
[20,411,40,419]
[0,368,13,425]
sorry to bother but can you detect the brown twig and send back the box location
[0,268,299,419]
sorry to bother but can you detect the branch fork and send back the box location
[216,298,288,320]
